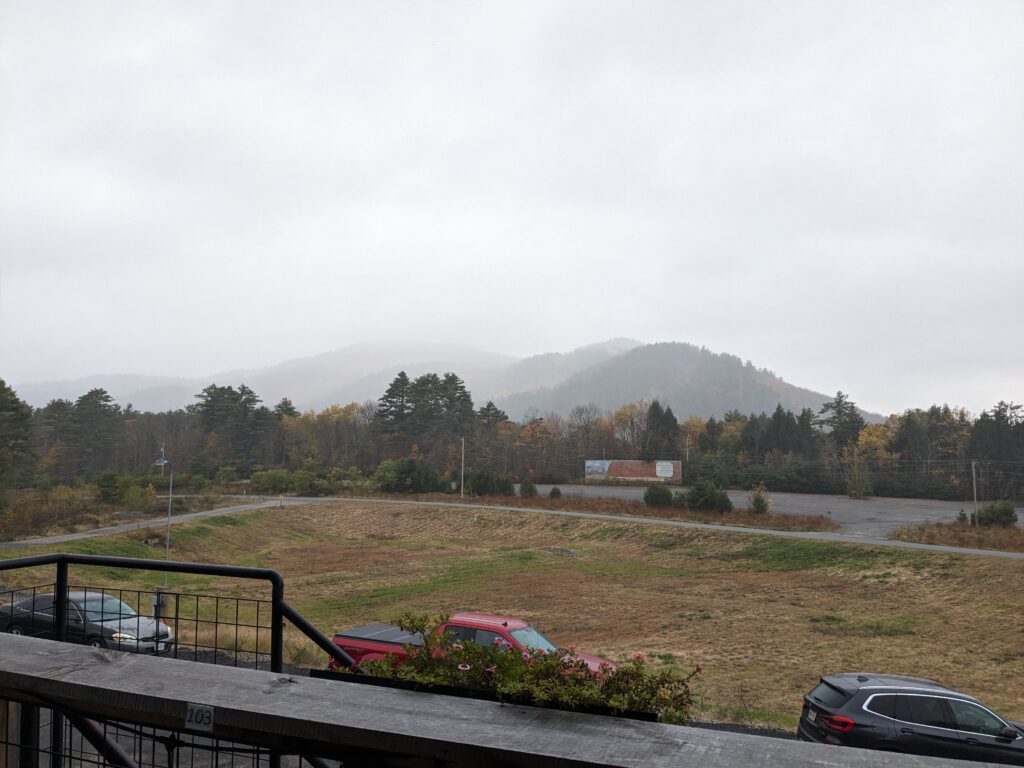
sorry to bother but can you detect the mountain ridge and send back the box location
[13,339,880,421]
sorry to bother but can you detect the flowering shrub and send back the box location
[355,612,700,724]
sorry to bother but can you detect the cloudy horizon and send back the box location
[2,1,1021,417]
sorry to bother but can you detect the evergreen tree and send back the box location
[407,373,444,436]
[698,416,723,453]
[376,371,412,433]
[273,397,299,418]
[34,398,76,483]
[477,401,509,426]
[817,391,865,450]
[764,404,797,454]
[192,384,267,468]
[69,389,123,475]
[439,372,475,433]
[795,408,819,456]
[0,380,34,492]
[642,400,679,460]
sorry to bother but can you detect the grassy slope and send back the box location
[2,501,1021,730]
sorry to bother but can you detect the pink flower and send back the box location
[632,652,645,663]
[458,663,471,671]
[522,652,531,661]
[451,643,464,651]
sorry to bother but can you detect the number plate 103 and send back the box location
[186,703,215,732]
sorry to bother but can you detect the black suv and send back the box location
[798,673,1024,764]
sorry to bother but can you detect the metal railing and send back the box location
[0,553,357,674]
[0,553,363,768]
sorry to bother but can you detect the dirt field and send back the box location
[3,500,1023,730]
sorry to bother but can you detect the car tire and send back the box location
[87,637,106,649]
[9,625,23,636]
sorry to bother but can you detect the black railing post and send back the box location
[50,555,69,768]
[54,556,68,643]
[50,710,65,768]
[18,703,39,768]
[270,576,284,674]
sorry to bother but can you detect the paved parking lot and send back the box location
[534,484,986,538]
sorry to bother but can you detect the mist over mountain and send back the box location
[14,339,875,421]
[493,343,882,422]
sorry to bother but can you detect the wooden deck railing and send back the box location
[0,635,977,768]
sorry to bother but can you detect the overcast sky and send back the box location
[1,1,1021,416]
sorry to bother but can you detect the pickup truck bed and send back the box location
[334,623,424,648]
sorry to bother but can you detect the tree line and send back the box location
[1,374,1022,509]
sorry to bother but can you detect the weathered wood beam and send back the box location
[0,636,981,768]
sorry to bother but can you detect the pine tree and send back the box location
[817,391,865,450]
[477,401,509,426]
[376,372,412,433]
[0,380,34,493]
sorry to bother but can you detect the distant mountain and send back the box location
[489,338,642,398]
[13,374,196,412]
[16,343,516,413]
[14,339,877,422]
[494,342,882,422]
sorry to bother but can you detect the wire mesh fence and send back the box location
[0,703,334,768]
[0,584,275,670]
[0,554,357,768]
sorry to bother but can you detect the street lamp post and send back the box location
[154,447,173,587]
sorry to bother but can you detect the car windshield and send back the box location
[80,597,138,623]
[510,625,558,652]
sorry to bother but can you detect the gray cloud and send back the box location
[1,0,1021,416]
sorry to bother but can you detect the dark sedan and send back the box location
[798,672,1024,765]
[1,591,173,653]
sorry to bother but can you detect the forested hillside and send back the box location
[495,343,874,421]
[2,368,1022,540]
[15,340,847,420]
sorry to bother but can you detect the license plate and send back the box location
[807,710,817,722]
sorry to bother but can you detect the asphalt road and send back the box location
[0,498,302,551]
[2,492,1023,561]
[532,484,983,538]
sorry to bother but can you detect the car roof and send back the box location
[67,591,126,601]
[824,673,979,702]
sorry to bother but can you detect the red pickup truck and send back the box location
[331,611,612,672]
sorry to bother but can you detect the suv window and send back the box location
[948,699,1006,736]
[865,694,896,718]
[900,695,953,728]
[809,682,852,709]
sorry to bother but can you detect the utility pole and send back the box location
[971,460,979,527]
[154,446,173,588]
[460,437,465,498]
